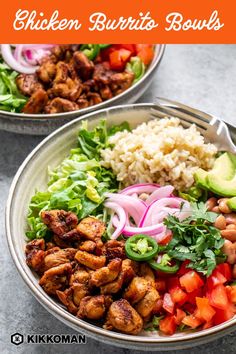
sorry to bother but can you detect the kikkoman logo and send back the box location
[11,333,86,345]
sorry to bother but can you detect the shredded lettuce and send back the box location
[0,58,27,112]
[26,120,129,239]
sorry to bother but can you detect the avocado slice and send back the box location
[207,174,236,197]
[194,152,235,191]
[227,197,236,211]
[194,169,209,189]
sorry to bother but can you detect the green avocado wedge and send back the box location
[227,197,236,211]
[194,152,236,192]
[207,173,236,197]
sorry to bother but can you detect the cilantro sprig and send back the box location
[163,202,226,276]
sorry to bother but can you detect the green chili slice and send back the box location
[99,44,111,49]
[125,234,158,261]
[80,44,100,60]
[148,254,180,274]
[126,56,146,84]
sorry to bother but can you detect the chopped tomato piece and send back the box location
[226,285,236,303]
[179,271,204,293]
[177,260,191,276]
[186,288,203,305]
[167,277,180,290]
[216,263,232,281]
[159,315,176,335]
[207,270,227,289]
[202,320,213,329]
[174,309,186,325]
[100,46,116,60]
[195,297,216,322]
[182,302,195,314]
[208,284,229,310]
[114,44,136,55]
[109,49,132,71]
[163,293,175,314]
[182,314,202,329]
[137,46,154,65]
[155,279,166,293]
[169,287,188,304]
[213,304,235,325]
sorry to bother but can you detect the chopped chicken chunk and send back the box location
[22,89,48,114]
[76,217,105,244]
[123,277,149,305]
[75,250,106,270]
[104,299,143,335]
[90,258,122,287]
[77,295,112,320]
[135,285,160,318]
[39,263,72,295]
[41,210,78,237]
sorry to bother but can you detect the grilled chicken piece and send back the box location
[69,265,90,285]
[75,250,106,270]
[76,217,105,245]
[90,258,122,287]
[37,61,56,83]
[110,71,134,96]
[43,248,76,271]
[44,97,79,113]
[41,210,78,237]
[73,52,94,80]
[25,239,45,254]
[93,62,114,85]
[25,239,45,272]
[101,259,136,294]
[102,240,126,261]
[16,74,43,96]
[104,299,143,335]
[22,89,48,114]
[48,78,82,102]
[123,277,149,305]
[87,92,102,106]
[77,295,112,320]
[135,285,160,318]
[139,263,155,286]
[53,234,72,248]
[57,282,89,314]
[99,85,113,100]
[39,263,72,295]
[54,61,69,83]
[77,98,90,109]
[56,287,78,314]
[79,240,96,253]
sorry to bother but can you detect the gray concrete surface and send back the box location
[1,44,236,354]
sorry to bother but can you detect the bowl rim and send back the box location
[0,45,165,120]
[5,102,236,347]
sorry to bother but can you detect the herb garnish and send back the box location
[163,202,225,276]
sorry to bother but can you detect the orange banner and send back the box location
[0,0,234,43]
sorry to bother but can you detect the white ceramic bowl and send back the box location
[0,45,165,135]
[6,103,236,350]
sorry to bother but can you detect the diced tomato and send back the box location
[226,285,236,303]
[213,304,235,325]
[158,231,172,246]
[152,298,164,314]
[137,46,154,65]
[159,315,176,335]
[195,297,216,322]
[182,314,202,329]
[182,303,195,314]
[216,263,232,281]
[177,260,192,276]
[202,320,213,329]
[167,277,180,290]
[155,279,166,293]
[163,293,175,314]
[174,309,186,325]
[186,288,203,305]
[114,44,136,55]
[179,271,204,293]
[207,270,227,289]
[109,49,132,71]
[169,287,188,305]
[100,46,116,60]
[207,284,229,310]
